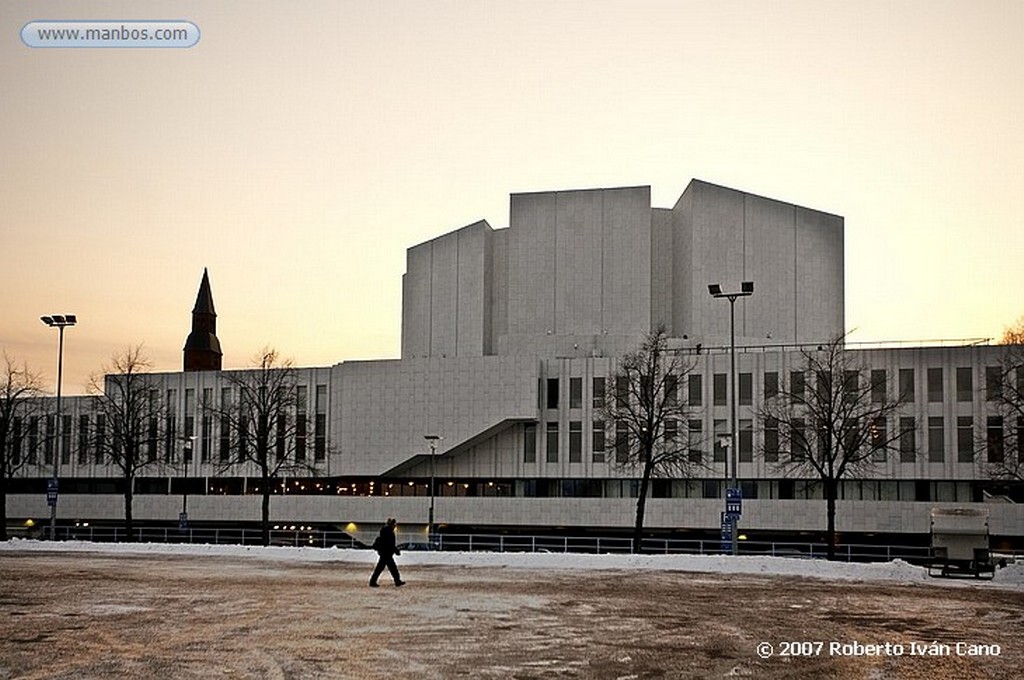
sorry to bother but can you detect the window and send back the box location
[986,366,1003,401]
[764,372,779,399]
[901,417,917,464]
[928,416,944,462]
[78,415,89,465]
[44,415,54,466]
[791,371,806,401]
[739,419,753,462]
[294,413,306,462]
[615,421,629,463]
[569,421,582,462]
[956,367,973,402]
[688,374,702,406]
[665,418,678,443]
[220,415,231,463]
[927,368,943,403]
[738,373,752,406]
[790,418,807,461]
[957,416,973,463]
[870,369,886,403]
[688,420,703,463]
[201,414,211,464]
[546,422,559,463]
[713,374,727,406]
[276,414,287,461]
[11,417,21,465]
[764,417,779,463]
[94,414,105,464]
[665,374,678,406]
[843,370,859,397]
[592,377,605,409]
[713,419,727,462]
[569,378,582,409]
[184,388,195,463]
[615,376,629,409]
[591,421,605,463]
[523,423,536,463]
[899,368,915,402]
[870,417,886,462]
[546,378,559,409]
[315,384,327,461]
[987,416,1004,463]
[147,416,158,463]
[60,415,71,465]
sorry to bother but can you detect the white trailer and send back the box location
[928,507,994,579]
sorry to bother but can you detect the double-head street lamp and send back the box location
[424,434,442,544]
[40,314,77,541]
[707,282,753,556]
[180,435,197,531]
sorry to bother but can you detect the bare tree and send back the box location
[88,346,166,541]
[601,326,700,553]
[983,345,1024,483]
[0,353,45,540]
[758,336,909,560]
[203,348,317,546]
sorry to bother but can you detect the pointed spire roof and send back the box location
[192,267,216,315]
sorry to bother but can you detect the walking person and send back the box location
[369,518,405,587]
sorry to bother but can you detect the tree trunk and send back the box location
[633,460,654,554]
[825,478,838,560]
[124,478,135,543]
[261,472,271,547]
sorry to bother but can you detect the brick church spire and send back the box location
[183,268,222,371]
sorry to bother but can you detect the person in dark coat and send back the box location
[369,518,405,587]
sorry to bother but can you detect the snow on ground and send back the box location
[3,538,1022,590]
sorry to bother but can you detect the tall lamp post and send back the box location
[40,314,77,541]
[180,435,197,532]
[424,434,442,545]
[707,282,753,555]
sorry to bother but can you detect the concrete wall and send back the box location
[401,220,494,359]
[681,180,844,346]
[333,355,538,476]
[11,493,1022,537]
[502,187,652,354]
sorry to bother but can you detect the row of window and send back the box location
[10,476,1015,503]
[6,412,328,467]
[541,366,1021,410]
[525,415,1022,465]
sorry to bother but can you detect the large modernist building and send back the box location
[7,180,1022,545]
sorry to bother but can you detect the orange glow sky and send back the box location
[2,1,1022,395]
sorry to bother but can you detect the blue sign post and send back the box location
[46,478,58,508]
[722,488,742,553]
[725,487,742,517]
[720,512,734,552]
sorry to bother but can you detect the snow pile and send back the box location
[2,539,1021,590]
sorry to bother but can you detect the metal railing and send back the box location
[30,525,955,564]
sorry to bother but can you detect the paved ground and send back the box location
[1,551,1022,679]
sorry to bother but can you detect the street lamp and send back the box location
[424,434,442,545]
[708,281,754,556]
[180,435,197,532]
[40,314,77,541]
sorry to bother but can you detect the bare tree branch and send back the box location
[599,325,702,552]
[0,352,46,540]
[757,335,910,560]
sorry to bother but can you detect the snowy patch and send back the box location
[2,538,1021,590]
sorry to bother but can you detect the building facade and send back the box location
[7,180,1021,544]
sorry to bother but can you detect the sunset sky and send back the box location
[2,1,1022,395]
